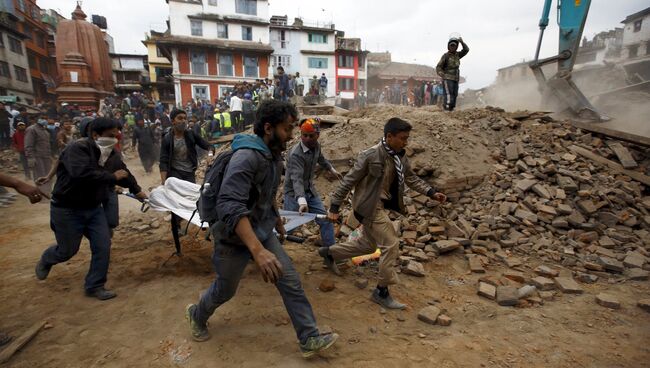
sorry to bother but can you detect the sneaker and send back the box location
[299,332,339,358]
[185,304,210,342]
[371,289,406,310]
[318,247,341,276]
[35,260,51,280]
[85,287,117,301]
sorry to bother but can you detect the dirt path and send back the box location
[0,155,649,367]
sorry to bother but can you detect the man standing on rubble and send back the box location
[436,37,469,111]
[319,118,447,309]
[284,118,342,248]
[35,118,147,300]
[185,100,338,358]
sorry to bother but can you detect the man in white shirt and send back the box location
[229,93,243,132]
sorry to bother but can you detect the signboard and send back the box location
[0,95,17,103]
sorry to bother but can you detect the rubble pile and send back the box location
[301,104,650,314]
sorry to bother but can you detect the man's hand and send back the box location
[252,248,283,283]
[113,169,129,181]
[298,204,309,214]
[330,168,343,181]
[15,181,49,203]
[135,191,148,201]
[35,176,51,186]
[275,217,286,241]
[432,192,447,203]
[327,211,340,223]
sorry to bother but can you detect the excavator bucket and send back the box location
[545,77,610,121]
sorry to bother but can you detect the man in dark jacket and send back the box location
[185,100,338,358]
[35,118,147,300]
[436,37,469,111]
[132,117,156,173]
[159,109,213,253]
[319,118,447,309]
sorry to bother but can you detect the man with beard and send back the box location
[283,118,342,248]
[159,109,213,254]
[35,118,147,300]
[185,100,338,358]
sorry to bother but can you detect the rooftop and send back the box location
[369,61,440,82]
[156,34,273,53]
[621,7,650,23]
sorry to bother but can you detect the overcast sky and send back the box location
[40,0,648,90]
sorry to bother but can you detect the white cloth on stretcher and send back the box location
[148,177,318,232]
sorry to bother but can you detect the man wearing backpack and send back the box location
[159,109,213,254]
[185,100,338,358]
[283,118,341,248]
[436,37,469,111]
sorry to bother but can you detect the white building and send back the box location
[158,0,273,106]
[621,7,650,60]
[269,16,337,97]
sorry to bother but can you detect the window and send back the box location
[31,5,39,19]
[17,0,25,12]
[28,53,37,70]
[208,0,218,5]
[244,56,258,78]
[217,22,228,38]
[14,66,28,82]
[272,55,291,68]
[308,33,327,44]
[235,0,257,15]
[358,54,365,71]
[629,44,639,58]
[192,85,209,101]
[218,53,233,76]
[191,50,207,75]
[338,55,354,68]
[634,19,642,32]
[156,47,164,57]
[337,78,354,91]
[242,26,252,41]
[308,57,328,69]
[0,32,4,48]
[646,41,650,55]
[280,30,286,48]
[36,32,46,49]
[190,20,203,36]
[8,37,22,54]
[0,61,10,78]
[39,58,48,74]
[23,24,32,40]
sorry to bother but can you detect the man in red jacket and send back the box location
[11,122,30,180]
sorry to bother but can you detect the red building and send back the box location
[335,37,368,109]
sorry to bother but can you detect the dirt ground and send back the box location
[1,150,650,368]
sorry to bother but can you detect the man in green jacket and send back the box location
[319,118,447,309]
[436,37,469,111]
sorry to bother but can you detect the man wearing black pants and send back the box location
[436,37,469,111]
[159,109,213,254]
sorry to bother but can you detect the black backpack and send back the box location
[196,149,266,226]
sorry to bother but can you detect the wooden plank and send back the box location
[606,141,638,169]
[209,134,235,144]
[568,145,650,187]
[0,320,47,364]
[570,121,650,147]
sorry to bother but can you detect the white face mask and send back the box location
[96,137,118,166]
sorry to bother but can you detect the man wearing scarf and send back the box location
[35,118,147,300]
[283,118,342,248]
[319,118,447,309]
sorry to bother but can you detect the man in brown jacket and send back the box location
[24,117,53,193]
[319,118,446,309]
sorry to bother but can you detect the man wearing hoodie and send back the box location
[436,37,469,111]
[24,117,53,193]
[319,118,447,309]
[159,109,213,254]
[185,100,338,358]
[35,118,147,300]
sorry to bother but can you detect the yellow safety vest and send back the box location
[221,112,232,128]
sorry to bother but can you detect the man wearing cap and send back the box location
[283,118,341,248]
[24,116,53,193]
[436,37,469,111]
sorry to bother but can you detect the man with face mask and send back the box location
[319,118,447,310]
[283,118,342,249]
[436,37,469,111]
[35,118,147,300]
[185,100,338,358]
[12,122,30,180]
[159,109,213,254]
[24,116,53,193]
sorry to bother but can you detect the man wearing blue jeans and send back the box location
[35,118,147,300]
[185,100,338,358]
[283,118,341,248]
